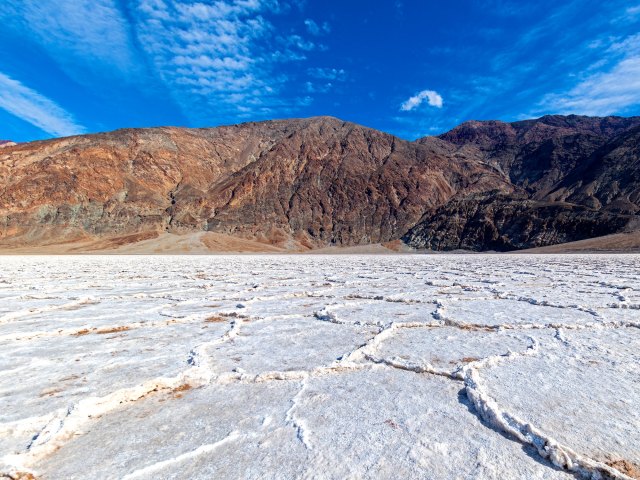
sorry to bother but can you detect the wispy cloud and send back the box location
[0,72,85,137]
[429,1,640,126]
[304,19,330,36]
[304,67,346,95]
[400,90,443,111]
[305,81,333,93]
[535,32,640,116]
[2,0,141,82]
[477,0,538,18]
[131,0,322,121]
[307,67,347,81]
[537,57,640,116]
[4,0,327,126]
[282,34,319,52]
[611,3,640,24]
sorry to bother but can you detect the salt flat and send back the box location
[1,255,639,480]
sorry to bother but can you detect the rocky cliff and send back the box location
[404,115,640,250]
[1,115,639,251]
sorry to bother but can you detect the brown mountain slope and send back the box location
[404,115,640,251]
[519,230,640,253]
[0,121,299,246]
[435,114,640,196]
[0,116,512,250]
[546,125,640,213]
[401,193,633,251]
[2,115,639,252]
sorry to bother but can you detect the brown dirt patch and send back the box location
[98,231,159,249]
[96,326,131,335]
[172,383,193,398]
[200,232,285,252]
[39,388,62,397]
[522,231,640,253]
[3,472,38,480]
[205,315,225,323]
[460,357,481,363]
[72,328,91,337]
[382,239,404,252]
[219,312,248,319]
[607,460,640,479]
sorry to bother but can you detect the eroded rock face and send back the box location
[0,117,511,248]
[1,115,639,251]
[402,193,632,251]
[437,115,640,196]
[406,115,640,251]
[199,119,511,245]
[0,122,296,246]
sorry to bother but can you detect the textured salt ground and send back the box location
[230,295,336,319]
[598,307,640,323]
[287,369,571,479]
[479,327,640,471]
[316,299,438,326]
[204,316,377,375]
[33,382,308,479]
[33,369,572,480]
[0,319,229,425]
[437,298,599,327]
[0,254,639,479]
[372,326,530,374]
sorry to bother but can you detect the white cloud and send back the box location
[305,67,345,93]
[0,72,85,137]
[296,95,313,106]
[535,32,640,116]
[284,34,317,51]
[132,0,320,120]
[611,4,640,24]
[2,0,140,82]
[2,0,329,125]
[305,81,333,93]
[304,19,330,35]
[400,90,444,111]
[538,57,640,115]
[307,67,347,81]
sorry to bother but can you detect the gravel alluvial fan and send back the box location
[1,114,639,251]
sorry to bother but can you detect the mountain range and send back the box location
[1,115,639,252]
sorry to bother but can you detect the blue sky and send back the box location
[1,0,640,142]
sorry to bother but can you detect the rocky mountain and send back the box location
[0,117,511,250]
[404,115,640,250]
[1,115,639,252]
[0,140,16,148]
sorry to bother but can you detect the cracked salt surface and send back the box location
[0,254,638,479]
[372,326,530,376]
[437,298,599,327]
[479,327,640,476]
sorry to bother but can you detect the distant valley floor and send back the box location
[1,229,640,254]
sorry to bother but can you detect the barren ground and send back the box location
[1,255,639,479]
